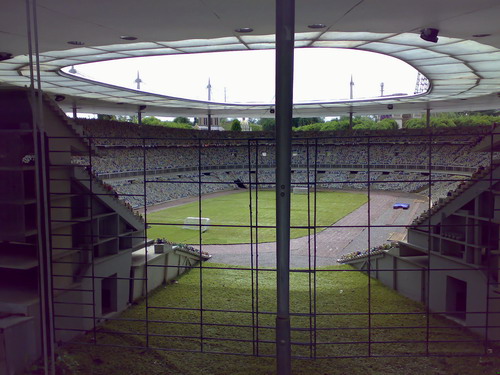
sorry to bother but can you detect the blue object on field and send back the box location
[393,203,410,209]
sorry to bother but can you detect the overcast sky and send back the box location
[65,48,418,106]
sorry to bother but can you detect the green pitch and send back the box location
[146,190,367,244]
[56,264,491,374]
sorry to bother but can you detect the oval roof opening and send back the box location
[62,48,420,105]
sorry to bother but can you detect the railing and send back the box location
[97,163,476,180]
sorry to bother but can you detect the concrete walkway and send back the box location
[201,190,427,268]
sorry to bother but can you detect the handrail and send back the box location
[97,163,476,180]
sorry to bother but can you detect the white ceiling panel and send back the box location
[0,0,499,116]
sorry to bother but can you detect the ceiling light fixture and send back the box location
[235,27,253,33]
[120,36,137,41]
[420,28,439,43]
[67,41,85,46]
[308,24,326,29]
[0,52,13,61]
[472,33,491,38]
[54,95,66,102]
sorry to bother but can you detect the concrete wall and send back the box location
[363,253,426,303]
[428,255,491,339]
[348,250,500,341]
[130,247,200,302]
[0,316,38,375]
[53,250,132,343]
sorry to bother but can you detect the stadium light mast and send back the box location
[207,78,212,130]
[350,74,354,100]
[349,75,354,129]
[207,78,212,101]
[135,71,142,90]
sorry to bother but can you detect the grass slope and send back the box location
[147,190,367,244]
[39,264,500,375]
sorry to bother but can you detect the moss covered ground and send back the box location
[26,264,500,375]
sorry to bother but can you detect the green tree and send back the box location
[294,123,324,132]
[352,116,376,130]
[173,117,192,125]
[454,115,497,127]
[258,118,276,131]
[292,117,324,127]
[142,116,164,126]
[114,115,138,123]
[218,117,230,125]
[404,118,425,128]
[141,116,192,129]
[163,122,192,129]
[97,114,116,121]
[375,118,398,130]
[230,119,242,131]
[403,113,500,128]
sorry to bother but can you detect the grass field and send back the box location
[146,190,367,244]
[34,264,500,375]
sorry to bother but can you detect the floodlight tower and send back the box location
[207,78,212,130]
[207,78,212,101]
[349,75,354,129]
[350,74,354,100]
[135,71,142,90]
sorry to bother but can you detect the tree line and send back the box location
[97,112,499,131]
[258,112,499,132]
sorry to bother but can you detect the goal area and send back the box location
[183,217,210,232]
[293,187,308,194]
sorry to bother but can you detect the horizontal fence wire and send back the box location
[45,125,500,366]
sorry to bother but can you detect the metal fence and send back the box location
[41,125,500,373]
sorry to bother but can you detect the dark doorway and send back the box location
[446,276,467,320]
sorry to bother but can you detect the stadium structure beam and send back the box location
[25,0,56,374]
[275,0,294,373]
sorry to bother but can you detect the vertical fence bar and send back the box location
[484,123,496,353]
[88,137,97,346]
[197,139,204,352]
[425,107,432,355]
[312,138,318,359]
[26,0,56,373]
[255,140,261,355]
[367,135,372,356]
[248,140,257,355]
[306,140,314,358]
[275,0,294,372]
[142,138,150,347]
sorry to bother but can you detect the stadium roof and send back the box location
[1,0,500,118]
